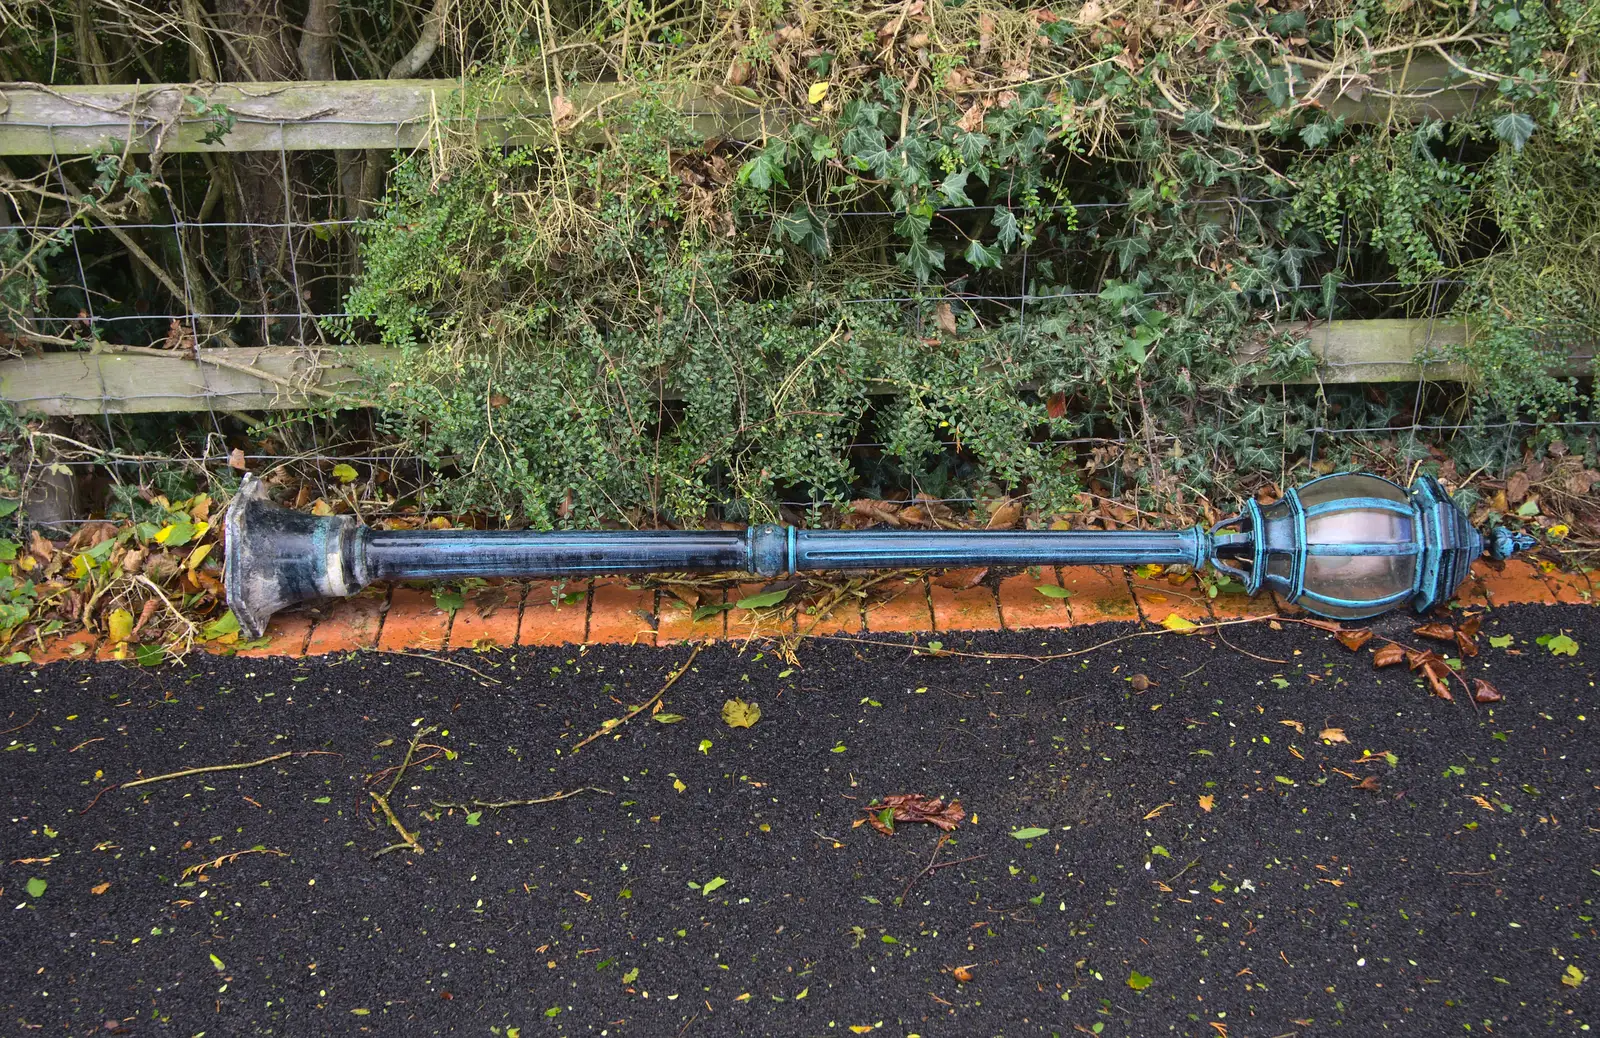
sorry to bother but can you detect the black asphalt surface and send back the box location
[1,606,1596,1037]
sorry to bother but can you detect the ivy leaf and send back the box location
[1182,109,1215,135]
[739,141,789,191]
[1492,112,1535,152]
[938,169,973,207]
[963,238,1002,269]
[0,498,19,518]
[990,206,1021,250]
[897,238,946,284]
[954,131,990,167]
[1299,120,1333,148]
[432,588,465,615]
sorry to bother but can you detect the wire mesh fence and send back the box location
[0,110,1582,530]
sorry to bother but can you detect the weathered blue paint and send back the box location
[223,472,1534,639]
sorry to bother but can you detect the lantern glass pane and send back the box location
[1299,473,1410,510]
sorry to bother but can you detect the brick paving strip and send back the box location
[22,559,1590,663]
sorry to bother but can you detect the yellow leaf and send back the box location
[185,543,214,572]
[1160,613,1198,633]
[849,1026,876,1035]
[722,698,761,728]
[91,882,110,895]
[1319,727,1348,743]
[673,778,687,794]
[17,554,35,572]
[107,607,134,644]
[1470,795,1495,811]
[1549,524,1570,539]
[1197,794,1214,813]
[310,499,335,517]
[153,523,176,544]
[808,81,830,104]
[71,554,91,579]
[193,521,209,540]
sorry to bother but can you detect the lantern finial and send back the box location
[1486,526,1537,561]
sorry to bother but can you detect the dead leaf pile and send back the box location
[861,794,965,835]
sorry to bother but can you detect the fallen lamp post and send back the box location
[223,471,1534,639]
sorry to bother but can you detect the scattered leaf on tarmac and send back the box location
[653,713,686,724]
[1563,964,1586,988]
[1422,657,1454,700]
[1279,719,1304,734]
[1129,673,1155,691]
[25,877,46,899]
[209,953,226,971]
[1197,795,1214,812]
[863,794,965,835]
[91,882,110,895]
[1319,727,1348,743]
[1473,679,1504,703]
[1127,970,1153,991]
[1161,613,1199,633]
[1548,633,1579,656]
[953,965,975,982]
[722,698,761,728]
[701,876,727,896]
[1413,622,1456,643]
[1142,802,1174,820]
[1372,643,1407,668]
[1335,629,1373,651]
[673,778,687,793]
[1354,775,1381,792]
[1470,795,1496,811]
[697,739,713,754]
[1010,826,1050,840]
[1489,634,1514,649]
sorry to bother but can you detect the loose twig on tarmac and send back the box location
[369,724,438,857]
[180,846,288,881]
[430,786,613,811]
[901,833,985,905]
[120,750,336,789]
[572,645,700,754]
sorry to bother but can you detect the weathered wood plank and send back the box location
[0,56,1482,156]
[0,345,385,415]
[0,80,769,155]
[1,319,1562,417]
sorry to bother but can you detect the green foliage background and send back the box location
[333,0,1600,528]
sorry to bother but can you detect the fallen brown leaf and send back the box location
[1459,614,1482,639]
[1372,643,1407,668]
[1279,719,1305,734]
[1422,657,1453,700]
[986,499,1024,529]
[1455,630,1479,657]
[953,965,975,983]
[1472,678,1503,704]
[1197,794,1214,812]
[934,301,958,335]
[1143,802,1174,820]
[91,881,111,895]
[1353,775,1381,792]
[1335,629,1373,651]
[863,794,965,835]
[1319,727,1348,743]
[1413,622,1457,643]
[1045,392,1067,420]
[1129,673,1156,691]
[934,568,988,591]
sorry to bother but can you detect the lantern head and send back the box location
[1210,473,1496,620]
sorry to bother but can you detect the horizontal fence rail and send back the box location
[0,57,1482,156]
[4,320,1578,417]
